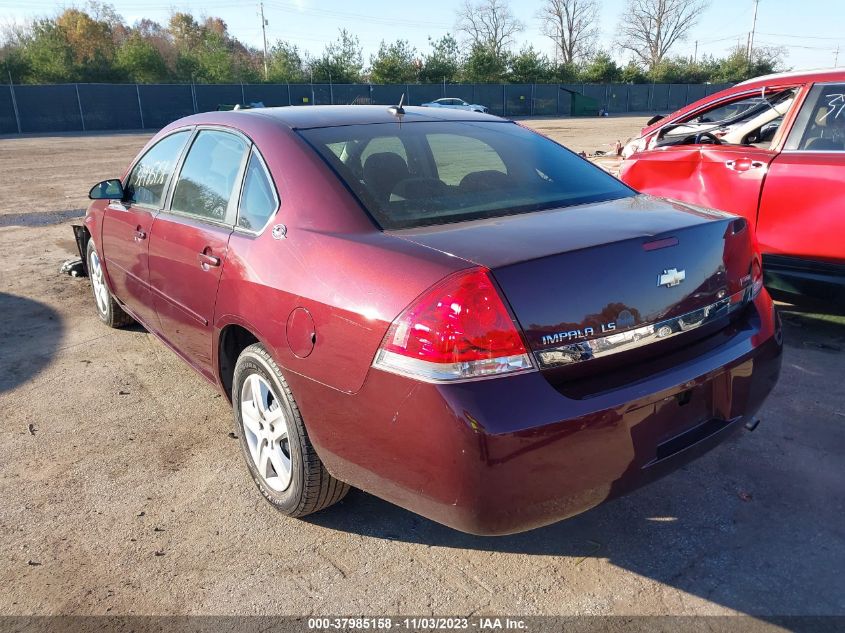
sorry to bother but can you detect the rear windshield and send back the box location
[299,121,634,230]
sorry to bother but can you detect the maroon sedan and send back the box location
[78,105,782,535]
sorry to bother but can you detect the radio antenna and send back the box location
[388,93,405,117]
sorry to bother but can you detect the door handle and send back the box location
[197,251,221,270]
[725,159,765,172]
[133,229,147,241]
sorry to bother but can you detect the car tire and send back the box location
[233,343,349,517]
[86,239,134,328]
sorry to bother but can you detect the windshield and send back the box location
[299,121,634,230]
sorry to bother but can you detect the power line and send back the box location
[757,31,844,41]
[699,34,746,45]
[755,39,838,51]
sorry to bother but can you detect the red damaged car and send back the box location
[620,69,845,307]
[78,105,781,535]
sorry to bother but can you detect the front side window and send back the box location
[237,149,278,232]
[657,88,797,149]
[171,130,247,222]
[300,121,634,230]
[125,130,190,207]
[689,97,765,124]
[786,83,845,151]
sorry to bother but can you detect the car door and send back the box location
[690,144,778,221]
[621,143,774,223]
[147,128,249,379]
[757,81,845,265]
[622,88,803,224]
[100,130,191,329]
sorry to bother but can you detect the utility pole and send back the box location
[8,70,21,134]
[693,40,699,63]
[747,0,760,62]
[259,1,269,80]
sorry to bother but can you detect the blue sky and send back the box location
[1,0,841,70]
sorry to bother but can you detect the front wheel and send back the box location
[86,239,133,328]
[233,343,349,517]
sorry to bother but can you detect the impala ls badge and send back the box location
[658,268,686,288]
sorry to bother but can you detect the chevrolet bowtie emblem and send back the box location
[658,268,686,288]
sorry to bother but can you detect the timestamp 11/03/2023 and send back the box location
[307,617,528,630]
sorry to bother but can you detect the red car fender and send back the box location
[82,201,115,291]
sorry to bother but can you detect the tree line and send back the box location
[0,0,785,86]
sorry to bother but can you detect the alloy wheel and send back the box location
[88,248,110,316]
[240,373,292,492]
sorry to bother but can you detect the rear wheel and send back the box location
[233,343,349,516]
[86,239,133,328]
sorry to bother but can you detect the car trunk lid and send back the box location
[389,195,756,379]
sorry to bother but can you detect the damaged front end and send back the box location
[60,224,90,278]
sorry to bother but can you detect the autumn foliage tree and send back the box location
[0,1,786,85]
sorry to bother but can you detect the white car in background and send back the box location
[420,97,489,113]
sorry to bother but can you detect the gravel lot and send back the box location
[0,116,843,621]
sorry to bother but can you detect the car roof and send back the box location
[638,68,845,137]
[736,67,845,88]
[223,105,497,130]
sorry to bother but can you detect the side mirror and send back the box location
[88,179,124,200]
[646,114,665,126]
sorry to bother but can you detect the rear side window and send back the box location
[171,130,248,222]
[300,121,633,229]
[237,149,278,232]
[786,83,845,151]
[125,130,190,207]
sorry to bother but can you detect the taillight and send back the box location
[751,256,764,298]
[372,268,535,382]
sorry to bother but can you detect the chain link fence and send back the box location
[0,82,734,135]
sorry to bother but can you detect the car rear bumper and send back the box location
[290,292,782,535]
